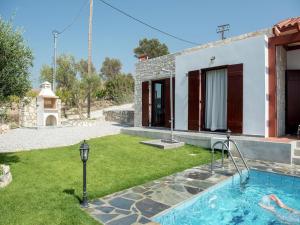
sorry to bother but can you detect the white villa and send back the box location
[134,17,300,138]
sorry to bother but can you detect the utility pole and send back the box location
[52,30,59,92]
[87,0,93,118]
[217,24,230,40]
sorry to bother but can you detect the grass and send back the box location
[0,134,216,225]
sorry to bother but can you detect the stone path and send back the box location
[0,121,124,152]
[86,159,300,225]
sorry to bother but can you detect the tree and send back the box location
[134,38,169,59]
[0,18,33,102]
[105,73,134,104]
[83,73,102,99]
[56,54,77,90]
[39,54,77,90]
[77,59,96,78]
[40,65,53,83]
[100,57,122,80]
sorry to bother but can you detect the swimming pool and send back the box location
[153,170,300,225]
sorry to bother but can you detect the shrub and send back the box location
[105,74,134,104]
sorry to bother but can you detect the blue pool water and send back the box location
[154,170,300,225]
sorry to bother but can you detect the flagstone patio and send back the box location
[85,159,300,225]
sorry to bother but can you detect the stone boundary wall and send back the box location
[19,97,37,127]
[103,110,134,126]
[134,53,179,127]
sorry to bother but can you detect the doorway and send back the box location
[286,70,300,135]
[151,80,165,126]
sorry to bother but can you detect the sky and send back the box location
[1,0,299,87]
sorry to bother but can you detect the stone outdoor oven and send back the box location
[20,82,61,127]
[36,82,61,126]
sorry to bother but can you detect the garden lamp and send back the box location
[79,140,89,208]
[226,129,232,141]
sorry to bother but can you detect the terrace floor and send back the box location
[86,159,300,225]
[121,127,300,164]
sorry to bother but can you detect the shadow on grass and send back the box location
[0,153,20,165]
[63,189,81,203]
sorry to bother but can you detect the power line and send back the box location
[97,0,200,46]
[57,0,89,34]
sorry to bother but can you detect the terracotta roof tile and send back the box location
[273,16,300,36]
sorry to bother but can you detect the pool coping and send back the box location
[151,169,241,220]
[85,159,300,225]
[152,168,300,222]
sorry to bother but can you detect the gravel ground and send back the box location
[0,121,124,153]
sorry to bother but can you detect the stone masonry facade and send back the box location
[19,97,37,127]
[134,53,179,127]
[276,46,287,137]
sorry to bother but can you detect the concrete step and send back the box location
[292,157,300,165]
[297,141,300,148]
[293,148,300,157]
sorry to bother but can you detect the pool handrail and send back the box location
[224,139,250,177]
[210,130,250,182]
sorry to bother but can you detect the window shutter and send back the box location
[188,70,200,131]
[227,64,243,133]
[164,77,175,128]
[200,71,206,130]
[142,81,149,126]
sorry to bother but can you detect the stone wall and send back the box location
[103,110,134,126]
[134,53,178,127]
[276,46,287,136]
[19,97,37,127]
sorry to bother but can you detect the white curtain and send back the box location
[205,69,227,131]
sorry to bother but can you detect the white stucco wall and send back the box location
[287,49,300,69]
[175,35,268,136]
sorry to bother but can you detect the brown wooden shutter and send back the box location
[200,71,206,130]
[164,77,175,128]
[227,64,243,133]
[142,81,149,126]
[188,70,200,131]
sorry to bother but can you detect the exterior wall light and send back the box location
[79,140,90,208]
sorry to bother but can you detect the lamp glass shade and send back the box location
[80,142,89,162]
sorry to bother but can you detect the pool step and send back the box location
[292,157,300,165]
[294,148,300,157]
[292,141,300,165]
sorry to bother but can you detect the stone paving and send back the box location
[86,159,300,225]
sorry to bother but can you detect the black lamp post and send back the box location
[80,140,90,208]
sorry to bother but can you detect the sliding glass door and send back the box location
[152,81,165,126]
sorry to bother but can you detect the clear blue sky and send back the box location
[1,0,299,87]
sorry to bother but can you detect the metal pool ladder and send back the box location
[211,130,250,182]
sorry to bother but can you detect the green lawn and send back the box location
[0,134,215,225]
